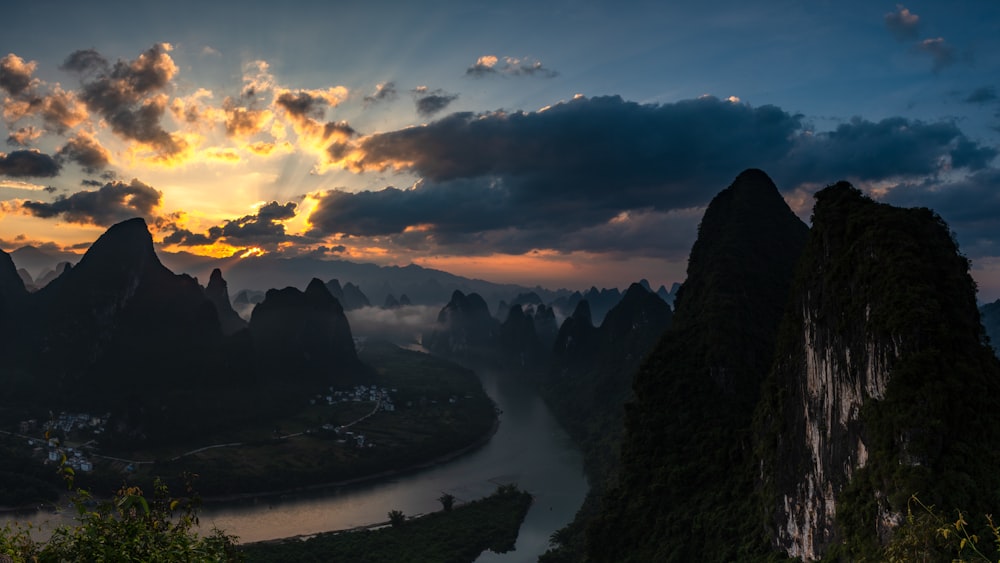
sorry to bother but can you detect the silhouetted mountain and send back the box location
[233,289,265,306]
[398,293,412,306]
[983,299,1000,356]
[756,182,1000,560]
[205,268,248,335]
[422,290,500,360]
[249,278,362,392]
[582,168,809,562]
[325,279,371,310]
[35,261,72,289]
[0,249,28,319]
[8,245,79,279]
[0,219,367,447]
[542,283,673,561]
[498,304,543,368]
[4,218,228,443]
[16,268,34,291]
[532,304,559,351]
[383,294,400,309]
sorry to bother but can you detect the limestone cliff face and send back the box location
[760,182,1000,560]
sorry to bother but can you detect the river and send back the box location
[203,364,589,561]
[5,364,589,562]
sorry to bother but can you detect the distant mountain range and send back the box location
[7,244,679,323]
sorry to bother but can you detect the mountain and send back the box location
[205,268,248,335]
[8,245,80,279]
[0,249,28,320]
[541,283,673,561]
[324,279,372,310]
[162,252,581,310]
[0,219,366,446]
[422,290,500,361]
[583,169,809,562]
[249,278,364,393]
[756,182,1000,560]
[982,299,1000,356]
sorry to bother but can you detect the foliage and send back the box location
[388,509,406,527]
[0,478,240,562]
[438,493,455,511]
[243,485,533,563]
[883,495,1000,562]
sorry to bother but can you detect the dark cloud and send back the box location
[884,4,920,41]
[59,49,109,74]
[56,132,111,173]
[43,186,57,194]
[965,86,998,105]
[307,95,997,258]
[81,179,103,187]
[0,149,61,177]
[275,91,328,120]
[882,167,1000,258]
[412,88,458,117]
[164,201,301,248]
[21,179,162,226]
[364,82,398,105]
[61,44,184,156]
[0,53,35,96]
[916,38,956,72]
[161,228,214,246]
[778,116,996,184]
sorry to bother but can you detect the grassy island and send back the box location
[242,484,533,563]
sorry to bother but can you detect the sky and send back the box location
[0,0,999,298]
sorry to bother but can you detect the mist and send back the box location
[345,305,440,347]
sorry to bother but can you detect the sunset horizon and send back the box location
[2,1,998,298]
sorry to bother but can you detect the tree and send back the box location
[388,509,406,527]
[0,480,240,562]
[438,493,455,511]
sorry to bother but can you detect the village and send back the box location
[2,411,111,476]
[3,380,477,477]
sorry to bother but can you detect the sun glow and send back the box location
[239,246,265,259]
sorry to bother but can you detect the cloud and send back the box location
[778,116,997,184]
[274,87,348,121]
[965,86,998,105]
[466,55,499,77]
[466,55,557,78]
[56,131,111,173]
[412,87,458,116]
[6,126,43,146]
[0,53,37,96]
[0,149,61,177]
[884,4,920,41]
[61,44,187,157]
[882,167,1000,258]
[223,100,274,138]
[163,201,301,248]
[915,37,956,72]
[364,82,398,105]
[21,178,162,226]
[1,53,88,133]
[306,95,997,259]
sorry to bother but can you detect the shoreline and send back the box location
[1,412,500,518]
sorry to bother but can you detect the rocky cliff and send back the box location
[205,267,248,335]
[757,182,1000,560]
